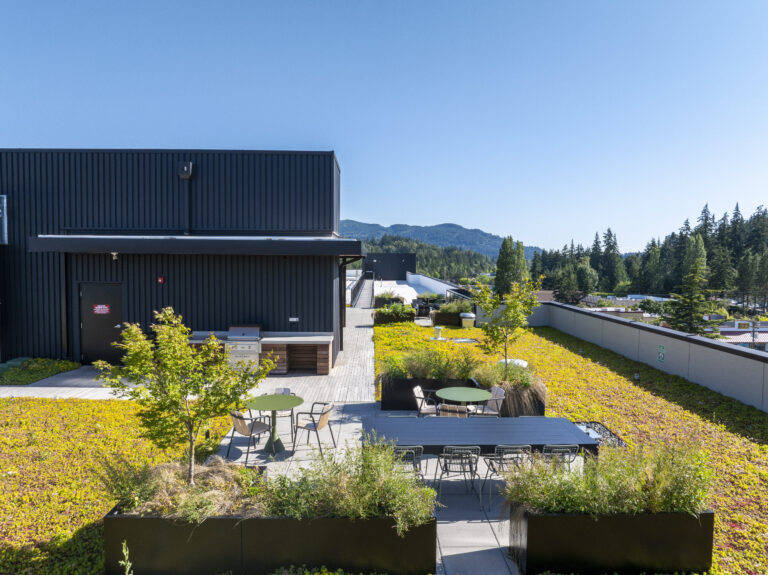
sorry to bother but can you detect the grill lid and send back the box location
[227,325,262,340]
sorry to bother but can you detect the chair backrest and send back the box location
[317,403,334,430]
[229,411,251,437]
[543,444,580,462]
[486,386,505,412]
[413,385,425,401]
[275,387,291,395]
[438,403,468,418]
[393,445,424,469]
[444,445,480,457]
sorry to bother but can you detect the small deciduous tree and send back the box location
[473,277,542,379]
[97,308,274,485]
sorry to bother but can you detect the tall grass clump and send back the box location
[105,437,436,536]
[504,444,713,517]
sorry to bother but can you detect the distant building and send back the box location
[719,320,768,352]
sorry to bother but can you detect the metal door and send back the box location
[80,283,124,364]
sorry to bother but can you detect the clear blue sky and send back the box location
[2,1,767,252]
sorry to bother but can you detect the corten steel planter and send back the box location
[431,312,462,326]
[374,296,405,308]
[104,508,436,575]
[373,312,415,325]
[509,509,714,575]
[380,377,478,410]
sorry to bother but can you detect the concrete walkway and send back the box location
[0,366,116,399]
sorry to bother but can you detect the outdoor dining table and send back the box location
[436,387,492,406]
[245,394,304,454]
[364,415,600,456]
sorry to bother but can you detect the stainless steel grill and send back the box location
[225,325,262,366]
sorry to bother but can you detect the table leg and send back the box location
[264,409,285,454]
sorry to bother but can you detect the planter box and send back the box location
[374,296,405,308]
[431,311,462,326]
[380,377,478,410]
[509,509,714,575]
[373,312,415,325]
[105,509,436,575]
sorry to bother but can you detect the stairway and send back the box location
[353,279,374,309]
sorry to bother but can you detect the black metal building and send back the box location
[362,253,416,281]
[0,149,363,370]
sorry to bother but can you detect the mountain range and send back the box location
[340,220,541,260]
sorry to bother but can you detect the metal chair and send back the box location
[292,402,337,455]
[226,410,271,466]
[467,386,504,417]
[437,403,468,418]
[481,445,532,509]
[542,444,580,470]
[413,385,438,417]
[393,445,425,480]
[434,445,481,499]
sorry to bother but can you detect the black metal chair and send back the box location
[292,402,337,455]
[481,445,532,509]
[393,445,425,480]
[226,411,271,467]
[434,445,481,500]
[542,444,580,470]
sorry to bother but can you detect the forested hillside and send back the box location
[533,204,768,305]
[341,219,541,259]
[353,235,494,281]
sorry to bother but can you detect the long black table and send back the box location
[364,416,599,455]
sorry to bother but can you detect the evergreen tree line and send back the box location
[528,204,768,306]
[354,235,495,281]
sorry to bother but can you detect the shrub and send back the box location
[504,444,713,517]
[452,346,481,380]
[373,303,416,325]
[114,438,436,537]
[438,300,472,314]
[472,362,532,388]
[0,358,80,385]
[416,291,440,301]
[101,458,157,512]
[377,290,398,299]
[384,347,481,381]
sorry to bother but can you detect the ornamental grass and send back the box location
[0,398,229,574]
[374,323,768,574]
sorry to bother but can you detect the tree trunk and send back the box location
[187,431,196,486]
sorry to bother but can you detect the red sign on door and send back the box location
[93,304,111,315]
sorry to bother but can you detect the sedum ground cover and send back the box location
[0,358,80,386]
[374,323,768,575]
[0,398,229,574]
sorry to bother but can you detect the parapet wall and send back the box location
[539,302,768,413]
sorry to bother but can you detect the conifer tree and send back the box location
[665,258,718,336]
[494,236,527,295]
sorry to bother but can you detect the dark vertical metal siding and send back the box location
[68,254,336,362]
[0,149,340,361]
[0,151,64,360]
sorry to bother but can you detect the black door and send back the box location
[80,283,124,364]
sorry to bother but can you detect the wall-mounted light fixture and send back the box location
[110,252,118,261]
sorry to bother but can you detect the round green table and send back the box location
[435,387,492,406]
[244,394,304,454]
